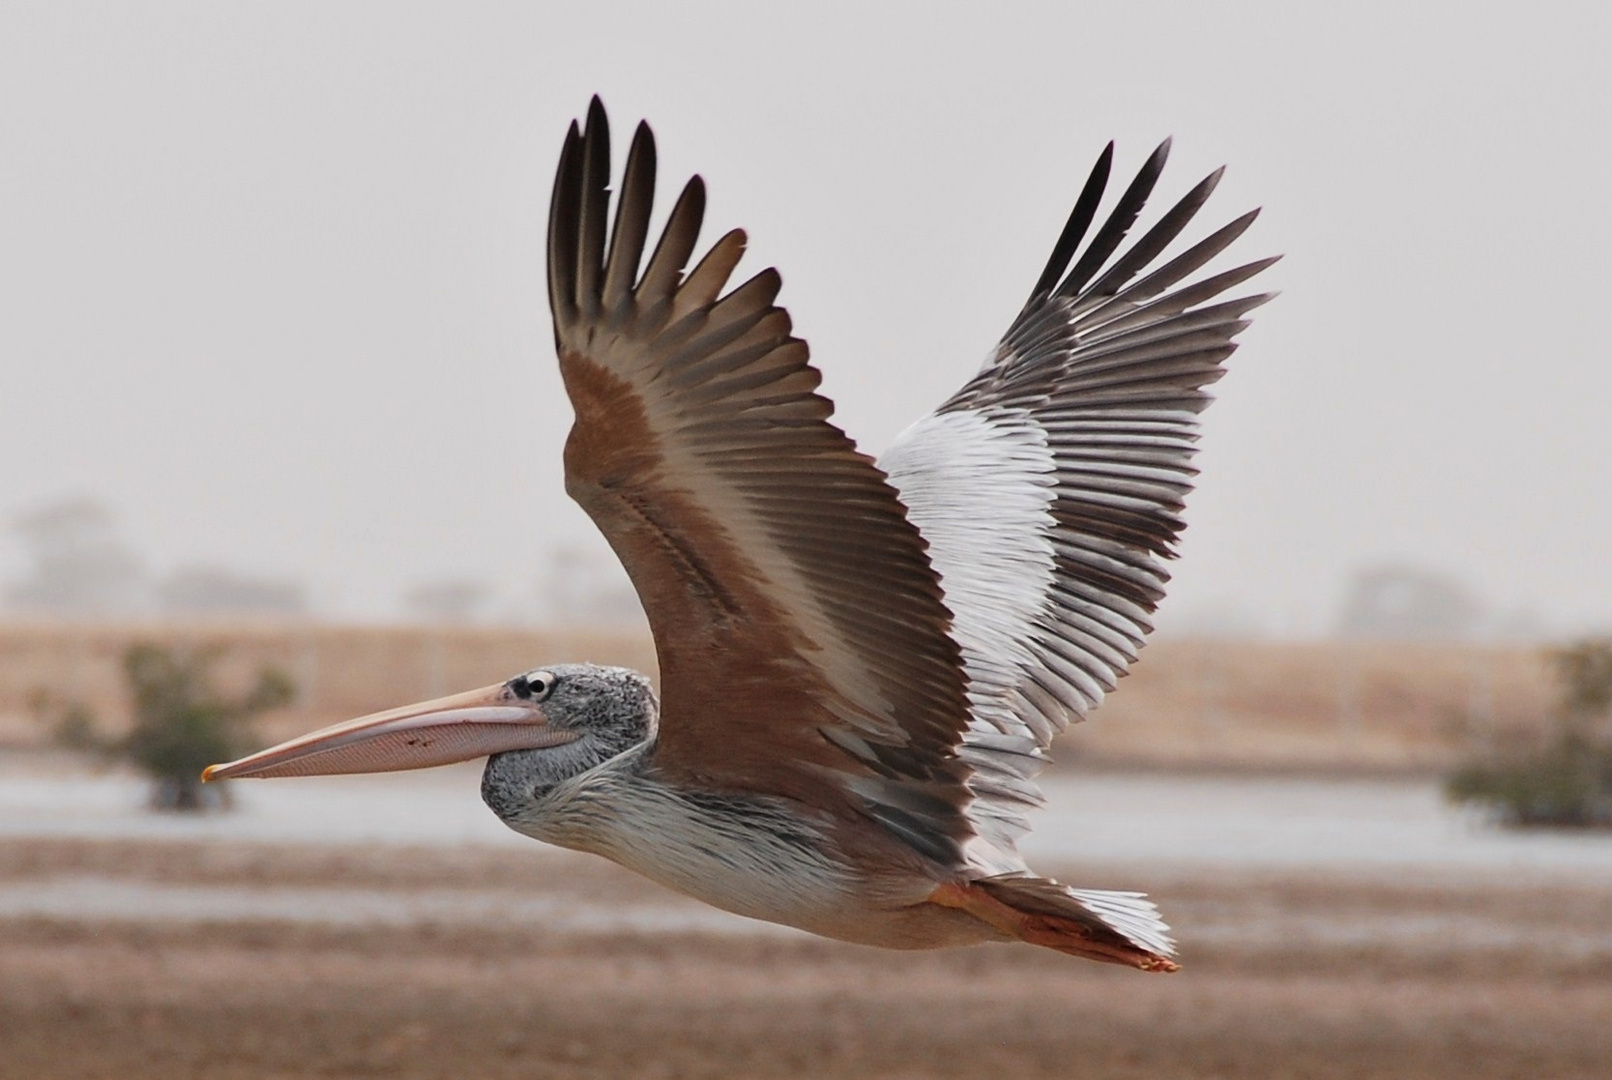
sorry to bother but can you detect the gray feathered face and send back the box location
[480,664,658,820]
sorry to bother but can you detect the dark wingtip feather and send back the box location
[546,119,585,343]
[1056,140,1171,299]
[1024,142,1115,309]
[634,173,709,311]
[576,100,612,318]
[600,118,660,316]
[1098,207,1267,315]
[1080,164,1234,305]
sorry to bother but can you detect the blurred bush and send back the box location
[28,686,101,753]
[37,641,294,812]
[1446,639,1612,827]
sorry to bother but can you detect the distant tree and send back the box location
[42,643,295,811]
[120,643,295,810]
[1337,564,1485,640]
[5,498,146,614]
[1446,638,1612,827]
[157,566,307,616]
[1554,640,1612,721]
[28,687,100,754]
[404,579,492,623]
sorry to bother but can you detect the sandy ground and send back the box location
[2,837,1608,1080]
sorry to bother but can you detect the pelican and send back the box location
[206,99,1273,971]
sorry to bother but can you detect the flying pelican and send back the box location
[206,99,1273,971]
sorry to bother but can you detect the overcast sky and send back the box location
[2,2,1608,635]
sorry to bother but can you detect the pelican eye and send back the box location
[509,670,555,702]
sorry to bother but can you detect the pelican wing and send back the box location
[881,141,1276,865]
[549,101,973,864]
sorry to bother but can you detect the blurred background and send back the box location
[1,3,1609,1079]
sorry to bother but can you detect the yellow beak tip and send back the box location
[200,765,220,783]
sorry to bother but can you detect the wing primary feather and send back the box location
[1023,142,1113,308]
[576,98,611,320]
[635,175,707,324]
[1078,292,1274,352]
[1083,209,1263,320]
[546,121,583,341]
[1094,257,1282,337]
[1081,166,1224,303]
[674,228,749,316]
[601,121,657,318]
[659,266,782,355]
[1056,138,1171,299]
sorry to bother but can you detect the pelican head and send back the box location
[479,665,657,819]
[204,664,658,817]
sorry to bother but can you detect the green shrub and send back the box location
[42,642,294,812]
[1446,639,1612,828]
[29,687,101,754]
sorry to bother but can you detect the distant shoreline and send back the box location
[0,621,1556,774]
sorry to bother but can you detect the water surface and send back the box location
[6,766,1610,879]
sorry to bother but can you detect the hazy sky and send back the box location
[2,2,1608,635]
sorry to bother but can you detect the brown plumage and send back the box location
[205,97,1275,973]
[548,102,978,870]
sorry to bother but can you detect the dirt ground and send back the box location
[1,838,1608,1080]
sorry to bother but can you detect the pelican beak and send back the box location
[202,683,576,781]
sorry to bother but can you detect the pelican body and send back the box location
[207,100,1274,971]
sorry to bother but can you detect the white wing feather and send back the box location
[881,142,1275,875]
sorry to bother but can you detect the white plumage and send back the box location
[882,141,1275,951]
[206,103,1274,972]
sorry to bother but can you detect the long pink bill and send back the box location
[201,683,576,781]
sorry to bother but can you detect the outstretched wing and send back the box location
[881,140,1276,866]
[549,100,974,865]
